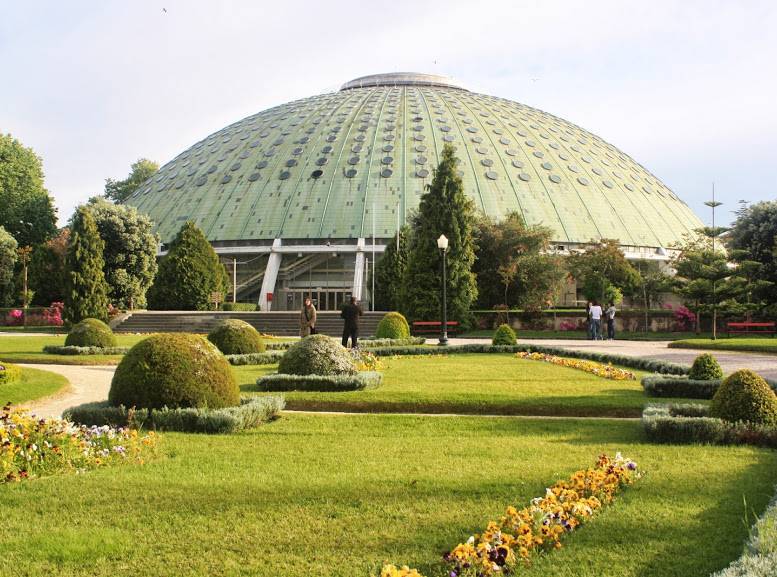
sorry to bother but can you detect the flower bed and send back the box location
[0,362,22,385]
[42,345,130,356]
[379,453,639,577]
[256,371,382,392]
[516,351,636,380]
[64,396,285,434]
[1,303,64,327]
[1,403,156,483]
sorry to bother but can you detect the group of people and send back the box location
[587,301,617,340]
[299,296,363,348]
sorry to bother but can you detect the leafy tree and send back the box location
[0,226,18,306]
[402,144,478,325]
[0,134,57,246]
[64,207,110,323]
[29,229,69,306]
[85,198,158,309]
[567,239,641,304]
[373,226,410,311]
[104,158,159,203]
[147,221,228,311]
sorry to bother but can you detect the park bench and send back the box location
[411,321,459,335]
[726,321,776,337]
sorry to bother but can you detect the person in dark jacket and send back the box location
[340,296,363,348]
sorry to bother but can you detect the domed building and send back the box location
[125,72,703,310]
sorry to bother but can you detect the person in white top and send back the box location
[589,301,603,340]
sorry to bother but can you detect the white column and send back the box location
[258,239,282,311]
[352,238,366,299]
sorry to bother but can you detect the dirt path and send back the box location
[20,364,115,419]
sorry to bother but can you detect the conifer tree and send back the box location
[373,225,409,311]
[147,221,228,310]
[64,207,110,323]
[402,144,478,325]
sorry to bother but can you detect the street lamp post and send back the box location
[437,234,449,346]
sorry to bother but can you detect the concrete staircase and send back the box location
[114,311,385,337]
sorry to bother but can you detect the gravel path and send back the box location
[20,364,115,419]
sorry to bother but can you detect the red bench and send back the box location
[412,321,459,335]
[726,322,776,337]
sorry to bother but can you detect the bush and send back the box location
[256,371,382,392]
[207,319,265,355]
[278,334,356,376]
[221,302,258,311]
[0,362,21,385]
[226,350,285,365]
[65,396,284,434]
[360,336,425,347]
[43,345,129,356]
[492,323,517,346]
[641,375,722,399]
[109,333,239,410]
[688,353,723,380]
[375,312,411,339]
[710,369,777,426]
[64,318,117,348]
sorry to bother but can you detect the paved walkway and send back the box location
[20,364,115,419]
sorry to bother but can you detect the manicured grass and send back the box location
[1,366,69,404]
[459,329,707,341]
[0,326,65,333]
[0,414,774,577]
[233,354,697,417]
[0,334,148,365]
[669,337,777,354]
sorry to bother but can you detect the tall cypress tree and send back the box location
[402,144,478,325]
[147,221,227,310]
[373,225,409,311]
[65,207,110,323]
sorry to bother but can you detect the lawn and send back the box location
[669,337,777,354]
[0,414,774,577]
[234,354,697,417]
[0,334,149,365]
[0,366,69,404]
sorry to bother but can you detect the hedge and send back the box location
[64,396,285,434]
[221,303,258,311]
[642,375,777,399]
[43,345,130,356]
[368,343,689,374]
[0,362,22,385]
[256,371,382,392]
[642,404,777,448]
[359,337,425,348]
[265,341,292,350]
[226,350,286,365]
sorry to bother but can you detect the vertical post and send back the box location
[232,258,237,304]
[372,202,376,312]
[365,257,369,303]
[396,201,400,252]
[440,248,448,345]
[705,183,722,341]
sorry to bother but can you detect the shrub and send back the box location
[710,369,777,426]
[492,323,517,346]
[277,334,356,376]
[43,345,129,356]
[221,302,258,311]
[207,319,265,355]
[256,371,382,392]
[641,375,722,399]
[0,362,21,385]
[109,333,239,410]
[64,318,117,348]
[688,353,723,380]
[375,312,411,339]
[226,350,285,365]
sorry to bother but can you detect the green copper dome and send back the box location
[125,72,702,248]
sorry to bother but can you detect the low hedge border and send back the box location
[359,337,426,347]
[256,371,382,392]
[0,361,22,385]
[43,345,130,356]
[711,485,777,577]
[265,341,292,351]
[642,404,777,448]
[642,375,777,399]
[226,350,286,365]
[63,395,285,434]
[369,343,689,374]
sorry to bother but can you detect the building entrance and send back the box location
[285,289,350,312]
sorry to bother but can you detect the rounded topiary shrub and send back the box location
[709,369,777,426]
[64,318,117,348]
[375,312,411,339]
[109,333,239,410]
[492,323,517,346]
[207,319,265,355]
[688,353,724,380]
[278,334,356,376]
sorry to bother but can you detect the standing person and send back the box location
[586,301,593,339]
[299,297,317,337]
[340,296,363,348]
[590,300,603,340]
[605,302,617,340]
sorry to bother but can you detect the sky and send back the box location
[2,0,776,228]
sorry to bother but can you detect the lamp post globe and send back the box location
[437,235,449,346]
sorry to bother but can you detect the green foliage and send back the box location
[256,371,382,392]
[64,318,117,348]
[221,302,258,311]
[226,350,286,365]
[43,345,129,355]
[104,158,159,203]
[688,353,724,380]
[147,221,228,311]
[641,375,722,399]
[375,312,410,339]
[64,207,111,323]
[402,144,477,325]
[0,361,22,385]
[85,198,158,309]
[109,333,239,410]
[567,239,642,303]
[0,226,18,307]
[28,228,68,305]
[710,369,777,425]
[374,226,410,311]
[0,134,58,247]
[207,319,265,355]
[492,323,517,346]
[277,334,356,376]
